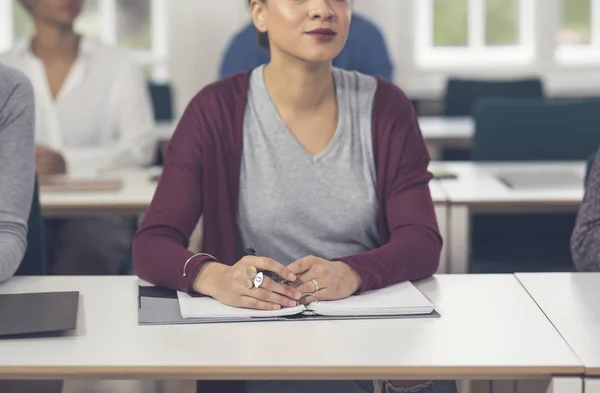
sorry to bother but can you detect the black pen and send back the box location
[245,247,287,284]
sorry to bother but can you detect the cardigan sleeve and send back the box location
[132,91,215,293]
[337,82,442,292]
[571,148,600,272]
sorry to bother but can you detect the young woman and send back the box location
[1,0,156,275]
[0,63,35,283]
[134,1,454,392]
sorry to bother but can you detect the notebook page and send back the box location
[177,292,305,319]
[307,281,434,316]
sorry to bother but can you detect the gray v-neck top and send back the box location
[237,65,380,265]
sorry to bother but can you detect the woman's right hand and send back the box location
[192,257,303,310]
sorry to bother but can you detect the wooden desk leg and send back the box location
[545,377,583,393]
[586,378,600,393]
[449,205,470,274]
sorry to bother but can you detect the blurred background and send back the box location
[2,0,597,118]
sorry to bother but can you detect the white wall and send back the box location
[166,0,248,115]
[166,0,600,117]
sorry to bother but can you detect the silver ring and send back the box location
[253,272,264,288]
[297,292,319,306]
[311,279,319,292]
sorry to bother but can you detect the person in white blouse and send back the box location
[1,0,156,275]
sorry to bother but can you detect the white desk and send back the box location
[40,168,161,218]
[431,162,585,273]
[0,275,582,387]
[516,273,600,392]
[418,117,474,159]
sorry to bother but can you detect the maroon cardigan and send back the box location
[133,71,442,294]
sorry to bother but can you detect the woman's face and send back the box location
[24,0,83,27]
[252,0,351,65]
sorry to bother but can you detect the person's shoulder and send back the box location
[231,23,258,42]
[350,13,383,33]
[373,78,414,113]
[0,62,33,102]
[188,71,253,110]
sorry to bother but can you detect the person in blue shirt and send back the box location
[220,13,393,80]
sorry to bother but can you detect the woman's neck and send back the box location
[31,22,79,59]
[263,52,335,113]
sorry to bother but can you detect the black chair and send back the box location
[442,77,545,160]
[148,82,175,166]
[15,177,46,276]
[148,82,174,122]
[472,98,600,162]
[444,77,545,117]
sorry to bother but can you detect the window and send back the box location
[0,0,168,80]
[556,0,600,64]
[416,0,535,67]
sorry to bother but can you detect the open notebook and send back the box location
[176,281,435,322]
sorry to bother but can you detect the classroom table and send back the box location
[516,273,600,393]
[0,275,583,391]
[40,168,161,218]
[418,117,474,159]
[431,161,586,274]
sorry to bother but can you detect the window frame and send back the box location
[556,0,600,65]
[414,0,536,69]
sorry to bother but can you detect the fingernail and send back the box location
[288,301,297,307]
[288,273,296,281]
[293,291,302,300]
[271,304,281,310]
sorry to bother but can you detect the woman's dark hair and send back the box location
[248,0,269,49]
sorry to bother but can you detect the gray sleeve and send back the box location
[572,149,600,272]
[0,64,35,283]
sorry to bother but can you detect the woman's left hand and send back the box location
[287,256,362,301]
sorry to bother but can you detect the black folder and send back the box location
[0,292,79,337]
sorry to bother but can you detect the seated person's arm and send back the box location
[60,61,157,174]
[572,150,600,271]
[335,84,442,292]
[132,94,210,292]
[0,67,35,282]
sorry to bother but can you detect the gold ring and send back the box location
[245,279,254,289]
[246,266,258,279]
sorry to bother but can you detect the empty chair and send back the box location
[472,98,600,161]
[444,77,544,117]
[441,77,545,160]
[148,82,174,121]
[148,82,174,166]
